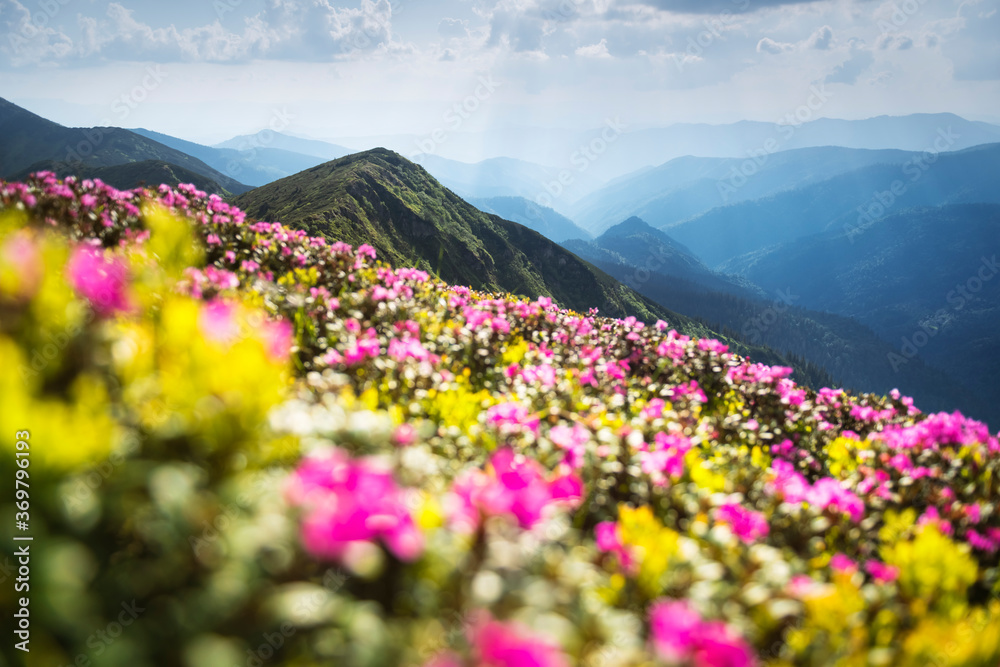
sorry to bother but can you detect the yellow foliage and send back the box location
[826,436,861,478]
[143,203,204,280]
[686,448,728,493]
[882,523,978,620]
[618,504,681,598]
[114,296,289,455]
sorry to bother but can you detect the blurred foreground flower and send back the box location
[286,448,424,564]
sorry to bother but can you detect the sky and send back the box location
[2,0,999,146]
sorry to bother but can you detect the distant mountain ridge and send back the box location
[131,128,330,188]
[560,217,993,422]
[562,216,749,296]
[0,97,251,195]
[470,196,592,243]
[230,148,833,384]
[669,143,1000,268]
[231,148,670,324]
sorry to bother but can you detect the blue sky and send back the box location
[2,0,998,145]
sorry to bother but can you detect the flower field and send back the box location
[2,173,1000,666]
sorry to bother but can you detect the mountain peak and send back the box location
[604,216,656,236]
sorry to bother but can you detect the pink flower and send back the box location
[807,478,865,523]
[649,600,755,667]
[0,232,42,300]
[486,402,540,436]
[421,653,463,667]
[392,423,417,447]
[864,560,899,583]
[641,398,666,420]
[286,449,423,563]
[263,317,293,361]
[447,448,583,532]
[388,337,436,363]
[595,521,634,572]
[66,244,131,316]
[715,503,769,544]
[548,424,590,469]
[470,613,570,667]
[696,338,729,355]
[199,300,240,344]
[829,553,857,574]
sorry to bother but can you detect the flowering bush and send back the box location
[1,172,1000,667]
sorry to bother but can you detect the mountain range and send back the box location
[0,97,251,195]
[3,96,999,425]
[562,217,992,421]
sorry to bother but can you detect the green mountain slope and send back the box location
[0,97,252,195]
[231,148,666,321]
[231,149,832,387]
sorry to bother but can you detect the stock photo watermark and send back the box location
[673,0,751,72]
[6,0,74,56]
[717,83,833,201]
[742,288,800,345]
[223,108,296,179]
[534,117,627,211]
[887,254,998,371]
[412,75,502,157]
[53,65,169,172]
[845,126,960,242]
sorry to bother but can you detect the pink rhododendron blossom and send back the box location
[639,433,692,485]
[829,553,857,573]
[0,232,42,300]
[199,300,241,344]
[715,503,769,543]
[392,423,417,447]
[864,560,899,583]
[486,402,540,436]
[470,613,570,667]
[447,448,583,532]
[286,449,423,563]
[649,600,755,667]
[263,317,293,361]
[548,423,590,469]
[768,461,864,522]
[595,521,635,572]
[66,244,131,316]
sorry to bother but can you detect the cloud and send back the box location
[824,46,874,84]
[4,0,409,66]
[633,0,823,14]
[876,33,912,50]
[438,18,469,39]
[868,70,893,87]
[806,25,833,50]
[942,2,1000,81]
[575,38,611,58]
[757,37,794,54]
[0,0,74,66]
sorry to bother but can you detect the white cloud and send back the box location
[825,45,874,85]
[6,0,410,65]
[575,38,611,58]
[806,25,833,50]
[438,18,469,39]
[0,0,75,67]
[757,37,794,54]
